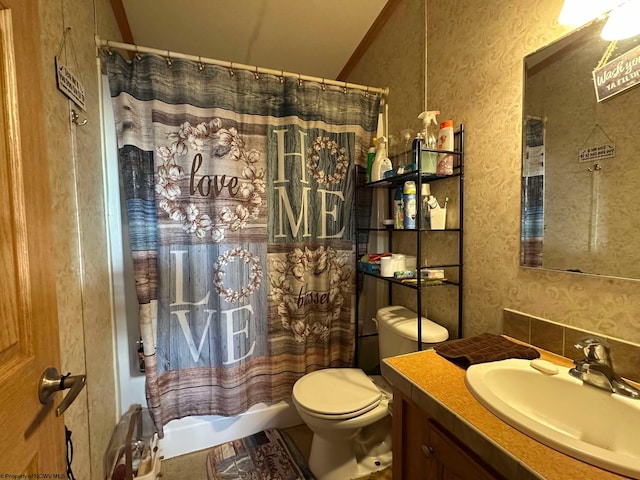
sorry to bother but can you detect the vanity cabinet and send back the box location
[392,387,505,480]
[354,125,464,367]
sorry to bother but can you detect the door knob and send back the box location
[38,368,86,416]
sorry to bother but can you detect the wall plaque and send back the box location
[592,44,640,102]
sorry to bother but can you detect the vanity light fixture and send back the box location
[559,0,640,40]
[600,0,640,40]
[558,0,616,27]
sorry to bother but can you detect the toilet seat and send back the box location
[293,368,382,420]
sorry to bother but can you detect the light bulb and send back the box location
[558,0,617,26]
[601,0,640,40]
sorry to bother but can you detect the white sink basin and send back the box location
[465,358,640,479]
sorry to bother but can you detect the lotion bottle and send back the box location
[371,136,393,181]
[437,120,454,175]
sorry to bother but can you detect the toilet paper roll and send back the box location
[380,257,394,277]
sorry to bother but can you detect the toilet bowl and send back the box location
[292,368,391,480]
[292,306,449,480]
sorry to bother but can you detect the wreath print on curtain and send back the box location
[155,119,265,242]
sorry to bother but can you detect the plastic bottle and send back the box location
[418,111,440,174]
[403,181,417,229]
[437,120,454,175]
[394,186,404,229]
[366,141,376,182]
[420,183,431,229]
[370,136,393,181]
[411,132,423,167]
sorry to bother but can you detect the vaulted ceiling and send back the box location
[111,0,394,80]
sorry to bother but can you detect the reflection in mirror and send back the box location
[521,18,640,280]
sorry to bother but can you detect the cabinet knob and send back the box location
[421,444,434,458]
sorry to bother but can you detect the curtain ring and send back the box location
[134,46,142,62]
[254,66,260,80]
[343,82,348,94]
[105,40,113,56]
[298,74,303,87]
[229,62,235,76]
[166,51,173,67]
[197,56,204,71]
[321,78,326,91]
[365,86,369,98]
[279,70,285,84]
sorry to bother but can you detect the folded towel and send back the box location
[434,333,540,368]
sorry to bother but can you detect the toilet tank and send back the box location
[375,305,449,362]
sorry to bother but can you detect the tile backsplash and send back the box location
[503,309,640,384]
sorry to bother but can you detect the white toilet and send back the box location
[292,305,449,480]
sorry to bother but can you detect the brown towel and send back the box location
[434,333,540,368]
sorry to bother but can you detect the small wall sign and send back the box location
[579,143,615,162]
[55,56,86,111]
[592,44,640,102]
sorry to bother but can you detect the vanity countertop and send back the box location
[382,346,628,480]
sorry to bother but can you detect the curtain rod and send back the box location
[96,37,389,97]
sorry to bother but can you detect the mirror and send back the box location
[521,18,640,280]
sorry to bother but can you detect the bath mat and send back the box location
[206,428,316,479]
[435,333,540,368]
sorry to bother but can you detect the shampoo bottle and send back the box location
[371,136,393,182]
[418,110,440,174]
[436,120,454,175]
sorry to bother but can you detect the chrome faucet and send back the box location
[569,337,640,399]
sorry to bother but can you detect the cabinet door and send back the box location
[392,388,504,480]
[425,419,502,480]
[392,389,431,479]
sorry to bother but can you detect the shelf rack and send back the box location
[354,124,465,368]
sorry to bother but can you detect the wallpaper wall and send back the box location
[37,1,122,478]
[349,0,640,348]
[426,0,640,344]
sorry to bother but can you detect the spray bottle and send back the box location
[370,136,393,182]
[417,111,440,174]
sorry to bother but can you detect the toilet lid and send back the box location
[293,368,381,417]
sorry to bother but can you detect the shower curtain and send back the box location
[102,50,381,434]
[521,117,545,267]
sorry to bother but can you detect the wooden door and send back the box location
[0,1,65,476]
